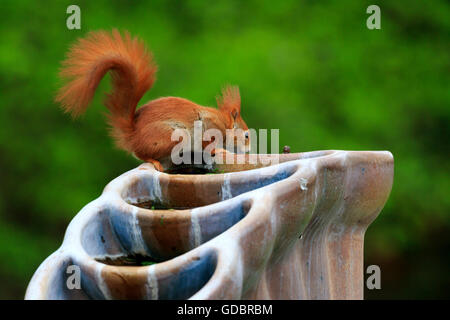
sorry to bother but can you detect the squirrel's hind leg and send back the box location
[144,158,164,172]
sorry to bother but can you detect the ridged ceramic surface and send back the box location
[25,150,393,299]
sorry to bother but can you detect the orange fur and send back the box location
[56,30,249,170]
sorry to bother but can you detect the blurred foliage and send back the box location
[0,0,449,299]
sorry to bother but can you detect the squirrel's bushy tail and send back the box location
[56,29,157,150]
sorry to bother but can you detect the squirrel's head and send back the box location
[217,86,250,153]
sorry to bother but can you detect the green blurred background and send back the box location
[0,0,449,299]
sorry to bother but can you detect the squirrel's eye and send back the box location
[232,110,238,119]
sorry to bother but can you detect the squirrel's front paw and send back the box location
[211,148,229,156]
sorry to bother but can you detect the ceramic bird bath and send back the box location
[25,150,393,299]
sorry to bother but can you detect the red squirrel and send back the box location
[56,30,249,171]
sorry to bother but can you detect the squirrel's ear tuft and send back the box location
[216,85,240,113]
